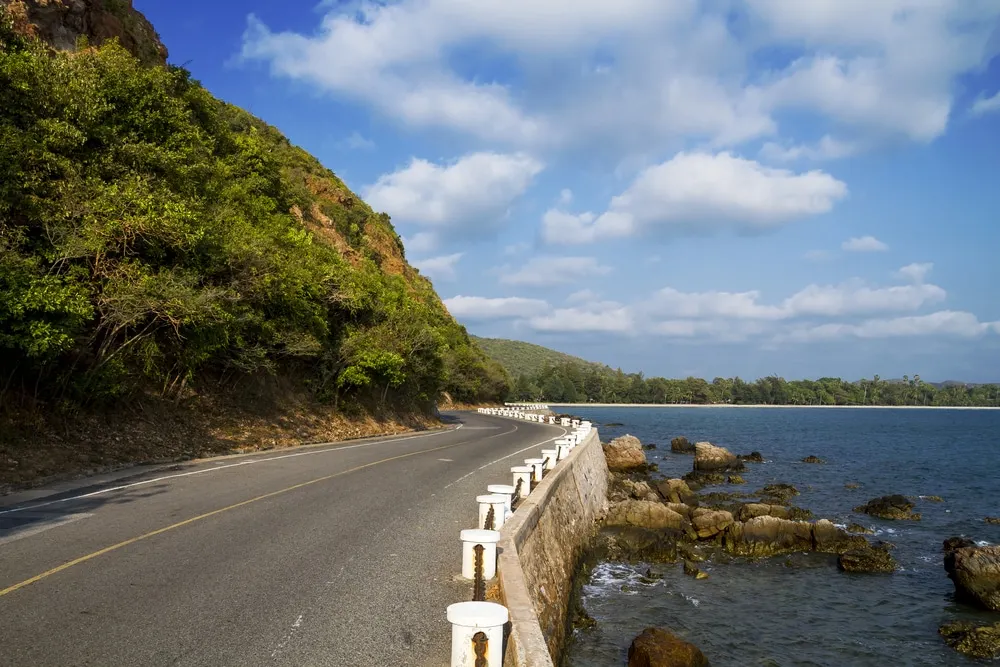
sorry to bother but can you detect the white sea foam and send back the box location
[683,594,700,607]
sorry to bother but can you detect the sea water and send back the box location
[560,407,1000,666]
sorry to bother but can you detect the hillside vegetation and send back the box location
[470,336,605,379]
[0,8,509,485]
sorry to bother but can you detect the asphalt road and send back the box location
[0,411,565,666]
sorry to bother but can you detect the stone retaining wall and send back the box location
[498,429,609,666]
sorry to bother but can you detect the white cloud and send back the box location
[412,253,463,281]
[403,232,438,254]
[759,135,858,162]
[445,271,995,344]
[749,0,1000,142]
[365,152,543,233]
[242,1,1000,153]
[804,249,832,261]
[567,289,600,304]
[782,281,946,317]
[544,152,847,244]
[558,189,573,205]
[341,131,375,150]
[503,242,531,256]
[529,306,634,333]
[443,295,549,320]
[783,311,1000,342]
[895,262,934,284]
[645,288,786,320]
[842,235,888,252]
[500,256,611,287]
[970,90,1000,117]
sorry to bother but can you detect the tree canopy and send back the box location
[0,19,510,412]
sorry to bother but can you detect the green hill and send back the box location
[0,4,509,486]
[471,336,607,379]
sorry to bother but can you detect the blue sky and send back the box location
[138,0,1000,382]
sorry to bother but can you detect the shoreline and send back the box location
[546,403,1000,410]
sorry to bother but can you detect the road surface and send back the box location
[0,411,564,666]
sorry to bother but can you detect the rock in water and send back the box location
[693,442,742,472]
[726,474,746,485]
[596,526,683,563]
[656,478,697,505]
[945,544,1000,611]
[737,451,764,463]
[801,455,825,464]
[986,516,1000,525]
[846,523,874,535]
[691,508,734,540]
[853,494,921,521]
[813,519,869,554]
[671,436,695,453]
[737,503,790,522]
[759,483,800,504]
[724,516,814,557]
[603,435,648,472]
[838,543,897,573]
[606,500,687,531]
[627,627,710,667]
[940,621,1000,660]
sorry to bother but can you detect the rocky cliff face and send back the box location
[3,0,166,64]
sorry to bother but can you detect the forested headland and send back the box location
[477,339,1000,407]
[0,4,509,486]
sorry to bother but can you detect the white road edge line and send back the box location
[442,425,569,490]
[0,425,464,516]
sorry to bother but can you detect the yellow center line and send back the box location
[0,439,468,598]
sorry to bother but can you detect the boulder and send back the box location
[627,628,710,667]
[737,503,790,522]
[693,442,743,472]
[922,495,944,502]
[787,506,814,521]
[939,620,1000,660]
[683,470,726,486]
[727,475,746,485]
[737,451,764,463]
[853,495,921,521]
[606,500,687,531]
[801,455,825,464]
[945,544,1000,611]
[838,543,897,573]
[671,436,695,454]
[666,503,695,520]
[657,478,696,505]
[986,517,1000,525]
[596,526,683,563]
[625,480,662,502]
[603,435,648,472]
[846,523,874,535]
[724,516,814,558]
[758,483,800,504]
[691,508,734,540]
[813,519,869,554]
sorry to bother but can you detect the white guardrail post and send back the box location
[451,402,592,666]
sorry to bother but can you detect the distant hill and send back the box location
[471,336,608,379]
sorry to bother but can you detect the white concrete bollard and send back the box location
[524,458,545,482]
[476,494,507,531]
[447,601,508,667]
[486,484,515,512]
[459,529,500,580]
[556,442,571,460]
[540,449,558,470]
[511,465,532,494]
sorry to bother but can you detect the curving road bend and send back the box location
[0,411,565,667]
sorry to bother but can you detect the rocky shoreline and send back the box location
[569,430,1000,664]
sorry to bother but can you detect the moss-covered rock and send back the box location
[939,621,1000,659]
[853,495,920,521]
